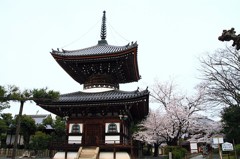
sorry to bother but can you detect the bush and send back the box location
[0,134,7,148]
[235,144,240,156]
[142,144,153,156]
[29,131,51,154]
[164,146,187,159]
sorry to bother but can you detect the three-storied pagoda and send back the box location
[36,11,149,159]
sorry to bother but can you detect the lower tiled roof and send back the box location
[36,88,149,121]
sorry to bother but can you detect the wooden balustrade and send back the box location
[49,139,134,150]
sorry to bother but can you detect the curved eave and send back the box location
[51,45,140,84]
[51,44,138,61]
[37,89,149,106]
[51,42,138,57]
[36,89,149,120]
[39,94,148,106]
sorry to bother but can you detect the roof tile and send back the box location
[55,89,148,103]
[52,42,137,57]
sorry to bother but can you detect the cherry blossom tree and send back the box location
[133,80,220,156]
[150,79,207,115]
[133,109,166,156]
[187,115,221,142]
[133,108,221,157]
[149,79,207,144]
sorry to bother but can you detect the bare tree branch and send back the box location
[198,46,240,108]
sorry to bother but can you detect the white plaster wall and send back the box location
[105,136,120,144]
[99,152,130,159]
[68,136,82,144]
[6,135,24,145]
[53,152,77,159]
[82,87,114,92]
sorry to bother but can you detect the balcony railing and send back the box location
[49,139,134,151]
[49,139,140,159]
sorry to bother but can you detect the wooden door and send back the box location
[84,124,102,145]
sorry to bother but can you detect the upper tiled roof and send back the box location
[51,42,137,57]
[50,88,148,104]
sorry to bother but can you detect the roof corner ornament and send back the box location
[101,11,107,40]
[218,27,240,50]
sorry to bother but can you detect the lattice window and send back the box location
[71,124,80,133]
[107,123,117,133]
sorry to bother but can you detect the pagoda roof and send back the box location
[50,11,141,86]
[51,41,137,57]
[50,42,140,86]
[36,88,149,121]
[38,88,148,105]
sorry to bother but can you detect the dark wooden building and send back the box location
[36,11,149,159]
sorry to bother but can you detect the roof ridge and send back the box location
[61,88,148,96]
[51,41,138,54]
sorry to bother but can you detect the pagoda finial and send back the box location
[101,11,107,40]
[98,11,108,45]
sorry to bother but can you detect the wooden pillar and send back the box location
[113,141,116,159]
[65,151,67,159]
[120,120,123,145]
[131,139,134,159]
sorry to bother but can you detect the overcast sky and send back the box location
[1,0,239,117]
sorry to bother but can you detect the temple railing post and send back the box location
[65,150,67,159]
[113,141,116,159]
[131,139,134,159]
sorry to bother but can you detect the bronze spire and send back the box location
[98,11,108,45]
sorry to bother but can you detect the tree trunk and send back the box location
[167,138,178,146]
[147,144,152,156]
[12,101,24,159]
[153,143,159,157]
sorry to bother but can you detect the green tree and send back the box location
[29,131,51,155]
[0,119,8,134]
[1,113,13,127]
[164,146,187,159]
[0,113,13,148]
[0,86,10,112]
[0,119,8,147]
[51,116,66,141]
[42,115,53,126]
[235,144,240,158]
[221,105,240,144]
[0,85,59,159]
[18,115,36,148]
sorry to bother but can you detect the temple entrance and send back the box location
[84,124,102,145]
